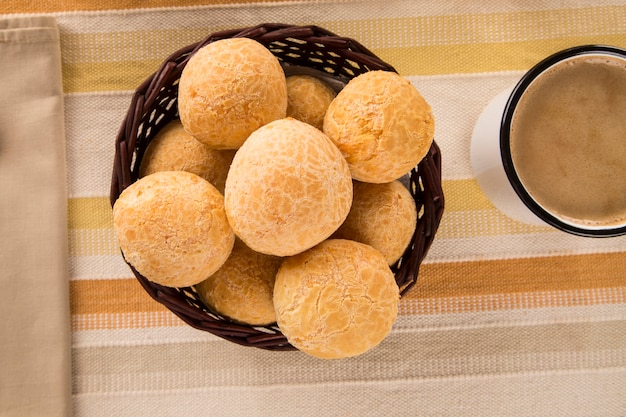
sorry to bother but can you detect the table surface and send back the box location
[3,1,626,416]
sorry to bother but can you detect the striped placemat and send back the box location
[5,1,625,415]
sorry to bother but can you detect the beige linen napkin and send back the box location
[0,16,71,417]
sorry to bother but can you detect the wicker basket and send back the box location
[110,23,444,351]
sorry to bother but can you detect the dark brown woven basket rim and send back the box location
[110,23,445,351]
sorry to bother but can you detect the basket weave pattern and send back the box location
[110,24,444,350]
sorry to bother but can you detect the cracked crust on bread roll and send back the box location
[178,37,287,150]
[333,180,417,265]
[286,74,336,130]
[139,120,235,193]
[323,70,434,183]
[224,117,353,257]
[195,238,282,326]
[113,171,235,288]
[273,239,400,359]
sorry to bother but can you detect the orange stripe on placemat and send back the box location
[406,252,626,300]
[71,252,625,317]
[71,289,626,331]
[70,278,167,315]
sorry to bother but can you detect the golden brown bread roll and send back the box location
[333,180,417,265]
[323,70,434,183]
[112,171,235,288]
[273,239,399,359]
[139,120,235,193]
[178,37,288,149]
[224,117,353,256]
[195,239,282,326]
[286,75,336,130]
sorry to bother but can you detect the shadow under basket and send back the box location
[110,23,445,351]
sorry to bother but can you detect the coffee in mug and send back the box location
[500,45,626,237]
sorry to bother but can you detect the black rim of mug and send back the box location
[500,44,626,237]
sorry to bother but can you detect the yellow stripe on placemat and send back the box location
[65,180,551,258]
[442,179,492,211]
[62,60,163,95]
[381,35,626,76]
[323,6,626,47]
[60,7,626,65]
[56,4,626,93]
[66,178,549,258]
[61,34,626,93]
[67,179,518,230]
[436,180,553,238]
[68,197,113,229]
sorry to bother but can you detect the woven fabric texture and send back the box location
[2,1,625,416]
[0,15,71,417]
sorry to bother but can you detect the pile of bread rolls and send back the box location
[113,37,434,359]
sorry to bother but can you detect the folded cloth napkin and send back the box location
[0,16,71,417]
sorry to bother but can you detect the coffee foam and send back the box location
[509,54,626,229]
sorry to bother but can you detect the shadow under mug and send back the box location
[474,45,626,237]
